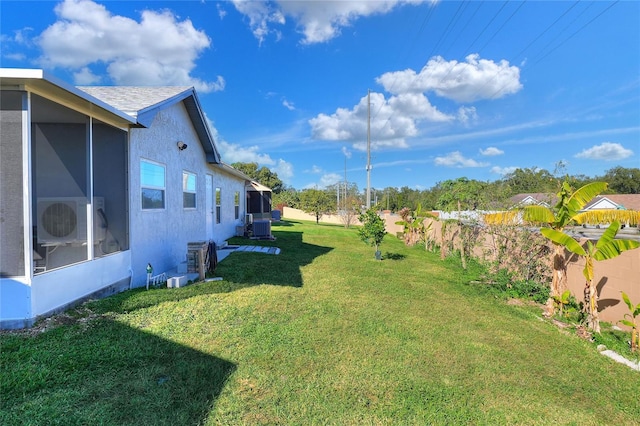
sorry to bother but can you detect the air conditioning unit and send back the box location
[253,219,271,238]
[37,197,106,244]
[245,213,253,224]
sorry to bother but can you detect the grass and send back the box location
[1,220,639,425]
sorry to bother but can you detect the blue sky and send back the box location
[1,0,639,191]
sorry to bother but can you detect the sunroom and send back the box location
[0,70,134,328]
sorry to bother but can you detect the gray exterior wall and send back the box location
[128,102,245,287]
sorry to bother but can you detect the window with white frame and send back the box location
[234,191,240,219]
[215,187,221,224]
[183,171,197,209]
[141,160,165,209]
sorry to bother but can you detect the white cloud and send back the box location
[319,173,342,188]
[273,159,294,183]
[309,91,452,150]
[480,147,504,156]
[342,146,352,159]
[575,142,634,161]
[376,54,522,102]
[73,66,101,85]
[35,0,222,91]
[306,165,323,174]
[434,151,488,168]
[457,106,478,126]
[232,0,284,45]
[233,0,426,45]
[282,99,295,110]
[217,3,227,19]
[4,52,26,61]
[217,139,275,165]
[490,166,517,175]
[206,114,295,184]
[206,115,274,164]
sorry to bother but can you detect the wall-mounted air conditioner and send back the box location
[253,219,271,238]
[37,197,106,244]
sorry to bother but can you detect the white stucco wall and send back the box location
[128,102,245,287]
[207,166,246,246]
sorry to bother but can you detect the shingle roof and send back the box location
[78,86,220,163]
[584,194,640,211]
[509,193,558,206]
[78,86,191,118]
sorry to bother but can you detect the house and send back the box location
[0,68,254,329]
[508,193,558,208]
[246,180,273,220]
[581,194,640,212]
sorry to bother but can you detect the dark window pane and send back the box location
[183,192,196,209]
[142,189,164,209]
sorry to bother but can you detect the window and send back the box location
[183,171,196,209]
[215,188,221,224]
[141,160,165,209]
[234,191,240,220]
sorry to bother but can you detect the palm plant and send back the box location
[486,181,608,316]
[395,204,436,248]
[541,221,639,333]
[552,290,572,317]
[619,292,640,353]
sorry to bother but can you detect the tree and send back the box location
[338,194,361,228]
[273,186,299,210]
[502,167,556,195]
[435,177,489,211]
[231,162,284,193]
[542,221,639,333]
[298,188,335,224]
[600,166,640,194]
[358,208,386,260]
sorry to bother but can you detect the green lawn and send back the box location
[1,220,638,425]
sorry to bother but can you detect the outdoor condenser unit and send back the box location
[37,197,106,244]
[252,220,271,238]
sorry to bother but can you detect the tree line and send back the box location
[232,162,640,214]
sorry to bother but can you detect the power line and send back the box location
[487,1,619,99]
[531,1,619,66]
[529,2,595,65]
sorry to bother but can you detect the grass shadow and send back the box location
[86,225,332,315]
[218,229,332,288]
[383,252,406,261]
[0,319,235,425]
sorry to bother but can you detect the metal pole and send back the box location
[366,89,371,209]
[344,156,347,210]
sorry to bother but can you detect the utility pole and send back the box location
[344,155,347,210]
[366,89,371,209]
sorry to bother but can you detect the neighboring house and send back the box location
[0,68,253,329]
[509,193,640,212]
[508,193,557,208]
[581,194,640,212]
[246,180,272,220]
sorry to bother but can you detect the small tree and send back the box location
[338,194,361,229]
[298,188,335,224]
[358,209,386,260]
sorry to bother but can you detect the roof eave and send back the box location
[135,87,220,164]
[0,68,136,126]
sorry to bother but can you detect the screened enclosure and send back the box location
[0,91,129,277]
